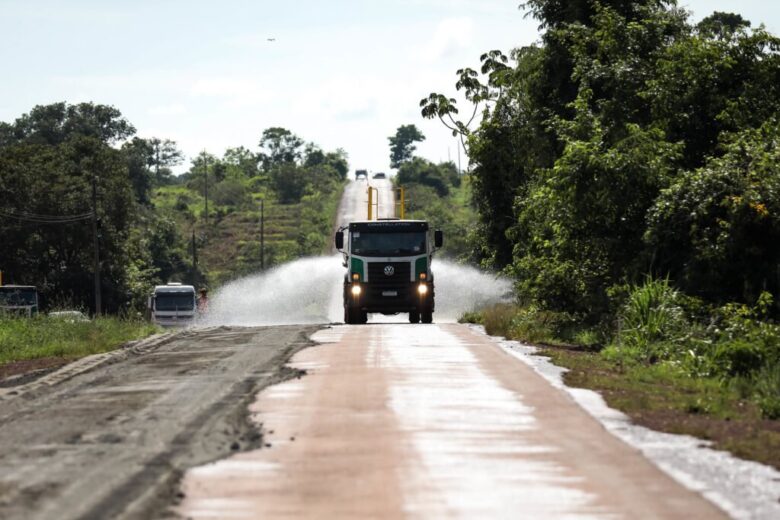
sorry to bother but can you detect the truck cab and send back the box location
[149,283,196,327]
[0,285,39,317]
[335,219,443,324]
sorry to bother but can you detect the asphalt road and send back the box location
[0,326,315,520]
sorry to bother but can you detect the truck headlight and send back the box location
[417,283,428,295]
[351,284,362,296]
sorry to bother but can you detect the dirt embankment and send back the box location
[0,325,317,520]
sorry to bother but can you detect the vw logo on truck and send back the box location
[384,265,395,276]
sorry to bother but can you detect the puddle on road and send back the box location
[379,325,608,519]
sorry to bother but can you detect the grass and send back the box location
[154,180,345,286]
[0,315,159,366]
[467,301,780,469]
[542,346,780,469]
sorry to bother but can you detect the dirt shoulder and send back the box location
[0,325,318,520]
[541,345,780,470]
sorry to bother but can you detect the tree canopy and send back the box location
[388,124,425,169]
[424,2,780,318]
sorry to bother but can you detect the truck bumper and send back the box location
[344,282,434,314]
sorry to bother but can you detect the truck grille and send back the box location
[367,262,412,300]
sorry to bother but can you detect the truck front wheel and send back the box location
[409,310,420,323]
[421,309,433,323]
[345,305,367,325]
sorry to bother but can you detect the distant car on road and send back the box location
[355,169,368,180]
[372,172,386,179]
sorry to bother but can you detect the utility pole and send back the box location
[457,141,462,175]
[191,228,198,268]
[260,198,265,270]
[91,174,102,316]
[202,151,209,226]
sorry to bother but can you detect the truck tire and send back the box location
[409,311,420,323]
[345,305,366,325]
[421,310,433,323]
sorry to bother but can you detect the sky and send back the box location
[1,1,779,175]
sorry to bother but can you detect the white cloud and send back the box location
[148,103,187,116]
[421,17,475,62]
[189,77,274,109]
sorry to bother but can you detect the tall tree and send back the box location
[258,127,304,170]
[122,138,155,204]
[388,125,425,169]
[148,138,183,185]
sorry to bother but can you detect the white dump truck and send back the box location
[149,283,196,327]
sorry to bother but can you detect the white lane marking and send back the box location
[376,325,613,519]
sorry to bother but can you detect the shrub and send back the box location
[481,303,517,337]
[615,278,688,363]
[712,339,765,377]
[755,363,780,419]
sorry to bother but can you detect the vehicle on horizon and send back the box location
[0,285,39,317]
[148,283,196,327]
[355,169,368,180]
[372,172,386,179]
[335,219,443,324]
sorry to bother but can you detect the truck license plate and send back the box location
[382,290,398,297]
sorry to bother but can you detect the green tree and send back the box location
[7,102,135,146]
[122,138,155,205]
[388,125,425,169]
[645,121,780,304]
[223,146,259,178]
[304,145,349,180]
[258,127,304,170]
[148,138,183,185]
[271,163,310,203]
[396,158,459,197]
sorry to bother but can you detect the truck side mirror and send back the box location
[335,231,344,250]
[434,230,443,248]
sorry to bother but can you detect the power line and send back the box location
[0,208,93,224]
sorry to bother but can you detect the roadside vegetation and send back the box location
[0,315,158,375]
[387,125,478,261]
[438,0,780,467]
[0,109,348,310]
[0,109,345,376]
[152,128,346,285]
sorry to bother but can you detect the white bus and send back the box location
[149,283,196,327]
[0,285,39,317]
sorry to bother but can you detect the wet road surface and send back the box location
[178,324,726,519]
[0,326,315,520]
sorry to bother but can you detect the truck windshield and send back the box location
[155,294,194,311]
[351,232,426,257]
[0,288,38,306]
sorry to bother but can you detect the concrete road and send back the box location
[336,177,396,228]
[0,326,316,520]
[177,324,726,519]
